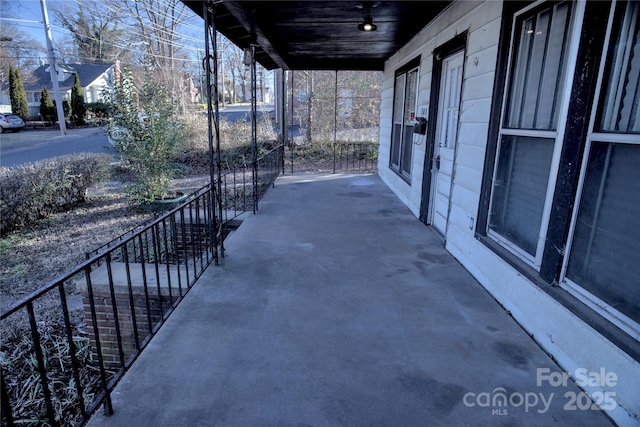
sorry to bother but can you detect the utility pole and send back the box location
[40,0,66,135]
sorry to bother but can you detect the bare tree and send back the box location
[113,0,193,98]
[224,44,247,104]
[0,4,46,83]
[52,35,78,64]
[53,0,124,64]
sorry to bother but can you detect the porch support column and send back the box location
[290,71,295,174]
[281,69,287,174]
[333,70,338,173]
[203,1,223,261]
[250,45,258,214]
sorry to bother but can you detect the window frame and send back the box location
[389,56,421,181]
[486,0,584,268]
[476,0,640,360]
[559,0,640,341]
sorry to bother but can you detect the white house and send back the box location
[377,1,639,425]
[0,62,116,118]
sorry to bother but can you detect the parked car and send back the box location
[0,113,25,133]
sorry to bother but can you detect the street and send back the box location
[218,102,274,123]
[0,104,275,168]
[0,127,117,167]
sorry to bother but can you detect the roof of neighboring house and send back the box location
[22,63,114,93]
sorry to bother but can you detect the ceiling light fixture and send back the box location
[358,14,377,31]
[357,2,377,32]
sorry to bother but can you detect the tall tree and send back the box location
[71,73,86,125]
[224,45,247,104]
[54,0,124,63]
[39,86,55,125]
[9,66,29,119]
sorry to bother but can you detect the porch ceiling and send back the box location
[183,1,451,70]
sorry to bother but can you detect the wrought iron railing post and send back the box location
[1,367,15,427]
[58,283,87,419]
[26,302,57,426]
[105,252,126,367]
[203,0,222,261]
[83,267,114,417]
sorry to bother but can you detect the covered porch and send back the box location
[87,173,611,426]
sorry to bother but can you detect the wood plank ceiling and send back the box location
[183,1,451,70]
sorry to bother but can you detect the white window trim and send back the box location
[487,0,586,268]
[559,0,640,340]
[563,277,640,341]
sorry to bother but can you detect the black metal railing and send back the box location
[85,186,213,261]
[331,141,378,174]
[288,141,378,174]
[86,144,284,258]
[257,144,285,202]
[0,144,284,427]
[0,185,217,426]
[217,143,284,223]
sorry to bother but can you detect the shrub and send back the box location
[86,102,109,118]
[71,73,86,126]
[105,69,184,204]
[40,86,56,125]
[177,113,277,173]
[9,66,29,120]
[0,153,111,235]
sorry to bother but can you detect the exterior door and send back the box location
[429,51,464,235]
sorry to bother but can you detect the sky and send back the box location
[3,1,67,48]
[2,0,208,65]
[2,0,274,89]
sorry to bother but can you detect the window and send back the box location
[488,1,576,265]
[30,92,42,103]
[562,1,640,338]
[598,1,640,134]
[479,0,639,346]
[390,58,419,179]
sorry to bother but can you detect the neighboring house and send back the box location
[198,1,640,424]
[0,62,116,118]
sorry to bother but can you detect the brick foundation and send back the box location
[78,262,180,370]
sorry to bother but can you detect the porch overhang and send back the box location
[183,1,451,71]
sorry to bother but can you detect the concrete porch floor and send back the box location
[88,173,612,426]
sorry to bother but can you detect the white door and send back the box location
[430,51,464,235]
